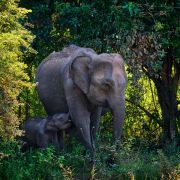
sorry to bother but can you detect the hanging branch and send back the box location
[148,77,158,113]
[126,98,162,126]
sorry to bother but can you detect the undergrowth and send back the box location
[0,139,179,180]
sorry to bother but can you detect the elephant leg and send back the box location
[67,97,92,151]
[37,134,48,148]
[21,142,32,152]
[73,113,92,151]
[64,79,94,154]
[90,107,102,146]
[56,131,64,150]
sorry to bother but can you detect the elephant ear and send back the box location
[70,56,92,94]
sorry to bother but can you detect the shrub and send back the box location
[0,140,179,180]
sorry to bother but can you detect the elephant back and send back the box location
[35,45,97,115]
[36,44,96,77]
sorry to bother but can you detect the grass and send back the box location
[0,138,179,180]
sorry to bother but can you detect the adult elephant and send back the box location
[35,45,126,151]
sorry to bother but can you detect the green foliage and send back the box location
[122,2,140,17]
[0,140,179,180]
[0,0,34,140]
[0,1,178,178]
[0,141,65,179]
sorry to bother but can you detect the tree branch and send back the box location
[126,98,162,126]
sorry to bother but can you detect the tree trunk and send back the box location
[153,54,179,143]
[154,80,178,142]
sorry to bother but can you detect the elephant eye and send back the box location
[101,82,111,91]
[101,79,113,91]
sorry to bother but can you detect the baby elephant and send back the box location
[22,113,71,151]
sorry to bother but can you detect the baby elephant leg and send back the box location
[36,133,48,149]
[56,131,64,150]
[50,131,64,151]
[21,142,33,152]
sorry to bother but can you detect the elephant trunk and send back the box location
[108,94,125,142]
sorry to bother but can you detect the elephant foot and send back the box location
[21,142,36,152]
[84,149,97,166]
[21,142,30,152]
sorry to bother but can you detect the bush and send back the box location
[0,139,179,180]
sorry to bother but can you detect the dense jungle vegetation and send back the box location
[0,0,179,179]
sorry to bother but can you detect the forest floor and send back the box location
[0,138,179,180]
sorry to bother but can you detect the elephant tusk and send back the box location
[80,128,85,139]
[35,82,39,86]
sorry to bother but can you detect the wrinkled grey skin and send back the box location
[36,45,127,151]
[23,113,71,150]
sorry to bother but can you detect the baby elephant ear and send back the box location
[70,56,92,94]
